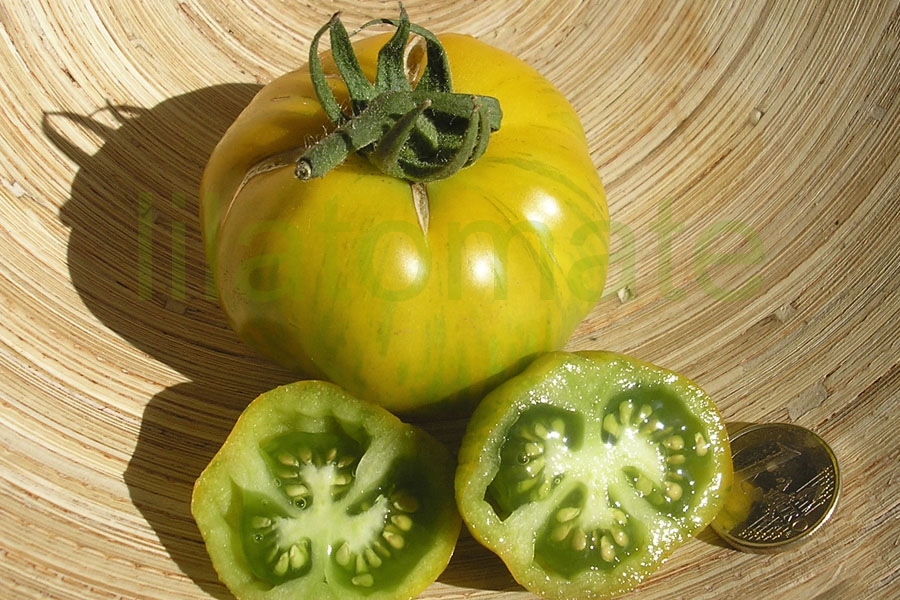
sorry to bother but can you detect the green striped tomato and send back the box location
[200,24,608,414]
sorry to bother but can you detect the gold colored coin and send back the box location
[712,423,840,553]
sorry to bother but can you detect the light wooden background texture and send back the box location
[1,1,898,599]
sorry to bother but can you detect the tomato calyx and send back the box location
[295,6,503,185]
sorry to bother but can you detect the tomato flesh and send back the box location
[456,351,732,600]
[192,381,460,599]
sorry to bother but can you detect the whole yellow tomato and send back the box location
[201,11,608,415]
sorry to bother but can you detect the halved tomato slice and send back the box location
[192,381,460,599]
[456,351,732,600]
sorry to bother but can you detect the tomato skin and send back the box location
[191,380,460,600]
[200,32,609,415]
[455,351,732,600]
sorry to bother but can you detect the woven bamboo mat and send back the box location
[1,1,898,599]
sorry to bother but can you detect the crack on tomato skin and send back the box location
[410,181,429,234]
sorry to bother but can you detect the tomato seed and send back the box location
[600,535,615,562]
[517,477,539,493]
[275,466,298,480]
[524,442,543,458]
[336,543,352,566]
[665,481,683,501]
[250,516,272,529]
[383,530,405,550]
[391,491,420,513]
[551,418,566,436]
[618,401,634,425]
[289,544,307,570]
[364,547,382,568]
[273,551,290,576]
[355,553,368,574]
[557,507,581,523]
[640,419,663,435]
[637,404,654,422]
[352,574,375,587]
[277,452,299,467]
[392,514,414,532]
[694,433,709,456]
[602,413,620,438]
[664,435,685,451]
[373,540,391,558]
[634,474,654,495]
[551,523,572,542]
[571,527,588,552]
[284,483,309,498]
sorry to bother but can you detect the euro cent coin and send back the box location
[712,423,840,552]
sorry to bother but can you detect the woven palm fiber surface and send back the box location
[1,1,899,599]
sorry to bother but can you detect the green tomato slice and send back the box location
[192,381,460,600]
[456,351,732,600]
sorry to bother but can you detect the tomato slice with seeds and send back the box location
[456,351,732,600]
[192,381,460,599]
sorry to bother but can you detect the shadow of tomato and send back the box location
[48,83,299,599]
